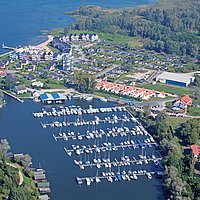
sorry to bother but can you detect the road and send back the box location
[134,98,177,108]
[6,162,24,186]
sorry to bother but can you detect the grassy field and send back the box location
[166,117,190,129]
[63,29,143,47]
[0,54,9,61]
[17,93,32,98]
[45,83,67,89]
[188,107,200,116]
[98,33,143,47]
[140,83,192,96]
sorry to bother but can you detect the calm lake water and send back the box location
[0,95,165,200]
[0,0,156,54]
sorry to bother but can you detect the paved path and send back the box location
[134,98,177,108]
[6,162,24,186]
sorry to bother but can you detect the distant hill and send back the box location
[68,0,200,57]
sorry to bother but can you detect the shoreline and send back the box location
[15,35,54,53]
[0,35,54,56]
[0,0,160,57]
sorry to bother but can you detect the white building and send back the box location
[32,81,44,88]
[156,72,195,87]
[13,85,27,95]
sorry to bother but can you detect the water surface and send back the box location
[0,0,155,54]
[0,95,164,200]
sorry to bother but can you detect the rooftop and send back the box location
[157,72,195,83]
[191,145,200,156]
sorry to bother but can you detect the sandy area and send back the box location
[16,35,54,53]
[126,70,154,80]
[35,35,54,50]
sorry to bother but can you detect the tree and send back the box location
[194,74,200,87]
[21,154,32,171]
[155,111,169,139]
[0,139,10,159]
[74,70,96,93]
[192,87,200,100]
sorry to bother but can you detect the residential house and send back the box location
[13,85,27,95]
[21,59,29,66]
[10,52,19,60]
[46,62,56,71]
[53,53,62,61]
[32,81,44,88]
[15,63,23,70]
[25,74,36,82]
[7,73,19,84]
[0,61,6,69]
[173,95,192,109]
[44,52,54,61]
[89,34,99,42]
[142,91,151,100]
[0,70,6,77]
[27,65,36,72]
[157,91,166,98]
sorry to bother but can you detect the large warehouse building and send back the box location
[156,72,195,87]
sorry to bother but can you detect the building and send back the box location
[0,70,6,77]
[156,72,195,87]
[173,95,192,110]
[190,145,200,159]
[39,195,49,200]
[157,91,166,98]
[32,81,44,88]
[13,85,27,95]
[40,93,67,104]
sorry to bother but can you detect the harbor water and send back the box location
[0,0,156,54]
[0,95,164,200]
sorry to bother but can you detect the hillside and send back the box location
[0,139,39,200]
[68,0,200,57]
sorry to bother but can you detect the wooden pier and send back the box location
[64,141,158,156]
[74,157,162,169]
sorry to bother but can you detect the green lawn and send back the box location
[0,99,3,106]
[65,29,143,47]
[46,83,67,89]
[148,96,175,101]
[98,33,143,47]
[188,107,200,116]
[17,93,31,98]
[0,54,9,60]
[140,83,192,96]
[166,117,190,129]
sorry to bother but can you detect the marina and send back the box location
[33,105,127,118]
[0,95,164,199]
[76,170,158,186]
[32,100,164,188]
[52,126,149,142]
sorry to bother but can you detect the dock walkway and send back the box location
[1,90,23,103]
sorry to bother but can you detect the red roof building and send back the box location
[179,95,192,106]
[0,70,6,77]
[190,145,200,158]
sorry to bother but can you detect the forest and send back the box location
[0,139,39,200]
[68,0,200,57]
[129,107,200,200]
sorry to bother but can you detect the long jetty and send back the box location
[2,43,17,51]
[74,157,162,169]
[1,90,24,103]
[64,141,158,157]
